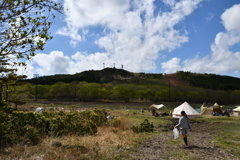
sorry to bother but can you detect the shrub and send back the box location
[0,103,105,148]
[24,125,40,145]
[80,108,108,126]
[131,119,154,133]
[107,116,126,130]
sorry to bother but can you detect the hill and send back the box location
[175,71,240,90]
[21,67,164,85]
[20,69,240,91]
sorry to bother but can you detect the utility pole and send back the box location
[168,80,171,102]
[33,74,39,101]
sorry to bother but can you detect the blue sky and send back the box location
[17,0,240,78]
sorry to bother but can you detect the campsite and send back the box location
[1,70,240,159]
[1,100,240,160]
[2,1,240,159]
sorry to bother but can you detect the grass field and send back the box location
[1,101,240,160]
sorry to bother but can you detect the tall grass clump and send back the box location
[107,116,128,131]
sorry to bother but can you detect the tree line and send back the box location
[6,81,240,104]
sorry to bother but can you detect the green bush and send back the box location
[0,103,106,148]
[131,119,154,133]
[24,125,39,145]
[80,108,108,126]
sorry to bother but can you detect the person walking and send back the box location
[174,111,192,148]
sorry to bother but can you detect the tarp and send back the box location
[172,101,200,118]
[150,104,166,109]
[195,108,201,113]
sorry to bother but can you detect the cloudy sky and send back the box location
[18,0,240,78]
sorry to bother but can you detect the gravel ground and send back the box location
[127,118,239,160]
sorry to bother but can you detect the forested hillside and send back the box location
[21,69,240,91]
[20,68,164,85]
[21,68,162,85]
[176,71,240,90]
[10,69,240,104]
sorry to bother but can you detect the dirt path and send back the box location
[127,119,238,160]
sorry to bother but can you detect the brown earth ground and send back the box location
[126,118,238,160]
[164,73,185,86]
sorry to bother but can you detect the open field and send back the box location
[1,101,240,160]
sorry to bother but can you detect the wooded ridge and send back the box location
[20,68,240,91]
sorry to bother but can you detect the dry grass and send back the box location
[0,116,143,160]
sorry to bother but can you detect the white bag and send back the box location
[173,128,179,139]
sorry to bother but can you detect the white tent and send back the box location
[172,101,200,118]
[34,107,44,113]
[150,104,166,109]
[233,107,240,111]
[233,107,240,116]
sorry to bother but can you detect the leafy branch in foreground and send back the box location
[0,0,63,74]
[0,0,63,101]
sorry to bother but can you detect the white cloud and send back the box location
[56,0,202,73]
[17,51,70,77]
[206,12,214,22]
[221,4,240,32]
[56,27,82,41]
[162,0,176,7]
[161,57,182,73]
[70,40,78,48]
[18,51,113,78]
[162,4,240,75]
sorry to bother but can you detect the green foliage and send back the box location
[111,84,131,102]
[0,0,63,70]
[79,108,108,126]
[0,103,108,148]
[21,68,136,85]
[177,71,240,90]
[0,0,63,103]
[131,119,154,133]
[15,69,240,104]
[24,125,40,145]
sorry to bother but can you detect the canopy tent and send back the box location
[149,104,166,116]
[149,104,166,110]
[172,101,200,118]
[233,106,240,116]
